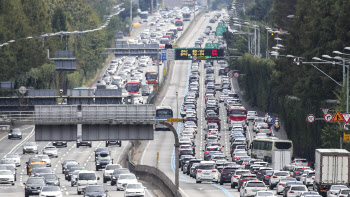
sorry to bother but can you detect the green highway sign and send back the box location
[218,22,226,28]
[205,43,220,48]
[216,26,226,36]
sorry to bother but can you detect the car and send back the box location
[231,169,250,188]
[269,171,290,189]
[41,173,60,186]
[8,128,22,139]
[0,165,16,181]
[84,185,108,197]
[31,167,52,177]
[76,135,92,148]
[27,162,46,176]
[61,160,78,174]
[76,171,99,195]
[24,177,46,197]
[300,170,314,186]
[42,146,58,158]
[117,173,138,191]
[111,168,130,186]
[23,142,39,154]
[39,186,62,197]
[247,111,258,120]
[95,151,113,171]
[286,185,308,197]
[64,165,82,181]
[125,182,146,197]
[5,153,20,167]
[0,170,14,185]
[36,155,51,167]
[335,188,350,197]
[327,185,349,197]
[196,161,219,183]
[255,191,276,197]
[219,166,237,185]
[240,181,267,197]
[293,167,311,181]
[291,158,309,167]
[103,164,121,183]
[52,141,67,147]
[282,181,304,197]
[300,191,320,197]
[276,178,297,195]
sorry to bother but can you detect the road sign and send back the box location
[306,114,315,123]
[175,48,224,60]
[161,49,167,61]
[224,67,230,72]
[332,111,344,122]
[228,72,234,78]
[320,108,329,115]
[167,118,183,122]
[193,56,197,61]
[218,22,226,28]
[216,26,226,36]
[166,49,175,60]
[324,113,333,122]
[233,72,240,78]
[205,43,220,48]
[342,113,350,123]
[344,132,350,142]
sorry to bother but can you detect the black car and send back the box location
[206,68,214,74]
[41,173,60,186]
[106,140,122,147]
[179,155,195,168]
[31,167,52,177]
[186,159,202,175]
[95,147,110,160]
[52,141,67,147]
[66,166,82,181]
[257,168,273,181]
[24,177,45,197]
[95,151,113,171]
[64,164,81,181]
[261,170,274,185]
[8,128,22,139]
[220,167,237,185]
[84,185,108,197]
[76,135,92,148]
[110,168,130,185]
[204,151,221,161]
[219,68,227,76]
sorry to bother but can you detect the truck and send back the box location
[271,150,291,171]
[313,149,350,195]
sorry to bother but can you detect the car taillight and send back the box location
[307,175,312,178]
[234,157,239,159]
[245,189,247,193]
[240,179,245,182]
[258,173,261,175]
[234,175,238,177]
[198,170,202,173]
[273,176,277,178]
[212,170,216,172]
[205,152,209,154]
[307,163,309,166]
[264,176,270,178]
[269,130,271,132]
[289,191,294,193]
[222,172,227,174]
[279,183,285,185]
[178,150,181,152]
[295,172,298,174]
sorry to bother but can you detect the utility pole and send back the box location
[130,0,132,35]
[151,0,153,14]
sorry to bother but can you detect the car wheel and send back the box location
[269,185,273,190]
[196,180,201,183]
[103,176,107,183]
[231,184,235,188]
[96,167,99,171]
[77,191,81,195]
[220,180,223,185]
[23,151,25,154]
[25,193,29,197]
[71,182,74,187]
[12,182,14,185]
[76,145,79,148]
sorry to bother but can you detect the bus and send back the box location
[140,11,149,22]
[228,106,247,121]
[175,20,184,31]
[182,12,191,21]
[250,137,293,163]
[155,106,173,131]
[125,81,141,94]
[145,71,158,84]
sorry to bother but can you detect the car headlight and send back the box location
[18,133,22,135]
[9,134,12,135]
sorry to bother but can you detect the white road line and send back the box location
[9,126,35,154]
[141,141,150,165]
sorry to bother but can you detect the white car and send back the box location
[247,111,258,120]
[0,170,14,185]
[0,158,16,168]
[300,170,313,186]
[269,171,290,189]
[5,154,20,167]
[231,169,250,188]
[196,161,219,183]
[42,146,58,158]
[103,164,121,183]
[240,181,267,197]
[36,155,51,167]
[255,191,276,197]
[276,178,297,194]
[286,185,308,197]
[117,173,138,191]
[336,188,350,197]
[327,185,349,197]
[124,183,146,197]
[39,186,62,197]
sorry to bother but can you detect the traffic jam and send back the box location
[174,12,347,197]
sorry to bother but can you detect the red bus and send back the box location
[175,20,184,31]
[228,106,247,121]
[146,71,158,84]
[125,81,141,94]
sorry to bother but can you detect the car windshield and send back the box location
[275,172,289,176]
[106,165,120,170]
[42,186,59,191]
[5,154,18,158]
[281,178,296,182]
[340,190,350,194]
[247,182,265,187]
[119,174,136,180]
[45,147,56,150]
[34,168,51,173]
[198,165,215,170]
[236,170,250,175]
[79,173,96,180]
[332,186,348,190]
[97,154,111,160]
[127,183,143,189]
[25,142,36,146]
[0,170,12,175]
[37,155,49,159]
[27,178,45,184]
[291,186,307,191]
[85,186,104,192]
[42,174,57,179]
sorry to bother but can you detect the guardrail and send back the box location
[127,148,181,197]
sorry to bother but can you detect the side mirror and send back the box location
[97,177,100,180]
[105,190,109,192]
[23,183,26,185]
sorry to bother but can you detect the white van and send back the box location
[76,170,99,195]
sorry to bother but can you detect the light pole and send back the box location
[266,27,271,59]
[130,0,132,35]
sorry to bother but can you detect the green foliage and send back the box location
[245,0,272,21]
[210,0,231,10]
